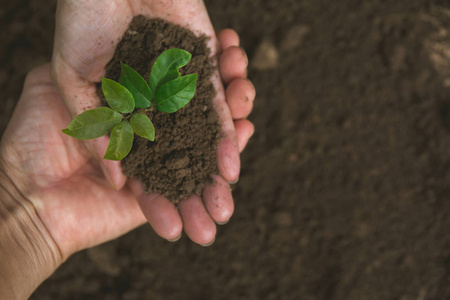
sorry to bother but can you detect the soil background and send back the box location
[1,0,450,299]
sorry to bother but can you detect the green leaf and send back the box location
[155,74,198,113]
[119,63,152,108]
[62,107,123,140]
[158,69,181,87]
[130,114,155,141]
[104,120,134,161]
[149,48,191,96]
[102,78,135,113]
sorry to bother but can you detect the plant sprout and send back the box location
[62,48,198,160]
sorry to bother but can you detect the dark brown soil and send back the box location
[101,17,220,202]
[2,0,450,299]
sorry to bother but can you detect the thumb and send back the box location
[51,61,127,190]
[87,136,127,190]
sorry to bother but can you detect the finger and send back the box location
[51,66,127,190]
[211,72,241,182]
[234,119,255,153]
[129,180,182,241]
[203,175,234,224]
[226,78,255,119]
[217,29,240,52]
[138,194,183,241]
[219,46,248,85]
[178,195,217,246]
[94,137,127,190]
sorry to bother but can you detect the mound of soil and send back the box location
[102,16,220,202]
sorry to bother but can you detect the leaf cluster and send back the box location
[63,49,198,160]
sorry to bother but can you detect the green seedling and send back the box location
[62,48,198,160]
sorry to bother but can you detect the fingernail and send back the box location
[167,233,182,242]
[216,219,230,225]
[201,237,216,247]
[240,47,248,65]
[229,177,239,184]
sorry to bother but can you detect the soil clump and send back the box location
[102,16,220,202]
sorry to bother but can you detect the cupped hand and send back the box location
[0,64,145,259]
[44,0,255,252]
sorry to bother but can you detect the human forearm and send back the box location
[0,168,61,299]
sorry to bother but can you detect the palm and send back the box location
[1,65,145,258]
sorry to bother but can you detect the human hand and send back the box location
[0,64,146,261]
[51,0,255,246]
[0,59,251,300]
[0,49,253,256]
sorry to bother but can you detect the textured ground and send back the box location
[1,0,450,299]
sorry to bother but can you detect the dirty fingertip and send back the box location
[203,175,234,223]
[217,136,241,183]
[201,237,216,247]
[229,177,239,184]
[167,233,182,242]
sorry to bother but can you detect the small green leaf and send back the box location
[149,48,191,96]
[119,63,152,108]
[104,120,134,161]
[155,74,198,113]
[102,78,135,113]
[130,114,155,141]
[158,69,181,87]
[62,107,123,139]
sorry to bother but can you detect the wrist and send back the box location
[0,167,62,299]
